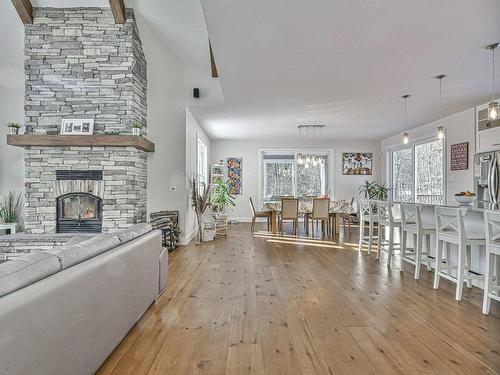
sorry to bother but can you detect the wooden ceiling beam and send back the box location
[209,40,219,78]
[109,0,126,24]
[11,0,33,25]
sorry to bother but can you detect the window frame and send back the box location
[257,148,334,209]
[387,134,446,204]
[196,137,208,188]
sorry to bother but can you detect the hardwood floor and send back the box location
[98,223,500,374]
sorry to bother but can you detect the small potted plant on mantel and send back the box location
[6,122,21,135]
[131,121,142,136]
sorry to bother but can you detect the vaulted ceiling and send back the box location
[2,1,500,141]
[195,0,500,140]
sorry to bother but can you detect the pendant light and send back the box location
[435,74,446,139]
[487,43,499,120]
[402,94,410,144]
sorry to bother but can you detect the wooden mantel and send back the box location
[7,135,155,152]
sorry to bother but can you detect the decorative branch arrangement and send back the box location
[188,174,212,244]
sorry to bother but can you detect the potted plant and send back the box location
[7,122,21,135]
[358,180,391,200]
[131,121,142,136]
[0,191,24,231]
[189,175,212,244]
[210,179,235,215]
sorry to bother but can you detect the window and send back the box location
[261,151,330,202]
[197,138,208,187]
[390,138,444,204]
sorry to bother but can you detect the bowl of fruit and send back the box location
[454,191,476,205]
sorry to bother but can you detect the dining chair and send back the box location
[376,201,402,266]
[358,199,378,254]
[434,206,485,301]
[279,197,299,235]
[482,210,500,314]
[338,199,353,233]
[305,198,330,237]
[249,197,271,232]
[400,203,433,279]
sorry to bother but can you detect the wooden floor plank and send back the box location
[98,224,500,375]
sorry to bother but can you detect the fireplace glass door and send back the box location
[57,193,102,233]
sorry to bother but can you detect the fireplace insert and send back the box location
[56,193,103,233]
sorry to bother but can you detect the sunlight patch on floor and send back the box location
[266,238,345,249]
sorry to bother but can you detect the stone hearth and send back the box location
[24,146,147,233]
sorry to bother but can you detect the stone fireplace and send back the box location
[8,7,152,234]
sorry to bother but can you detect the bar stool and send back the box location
[400,203,433,279]
[434,206,485,301]
[376,201,402,266]
[358,199,378,254]
[483,210,500,314]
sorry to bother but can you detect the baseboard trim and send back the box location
[180,229,197,245]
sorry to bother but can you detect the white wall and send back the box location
[211,139,381,220]
[0,2,25,196]
[0,86,25,196]
[380,108,475,202]
[185,108,211,243]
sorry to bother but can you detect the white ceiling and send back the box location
[195,0,500,141]
[2,1,500,142]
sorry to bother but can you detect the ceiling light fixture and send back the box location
[402,94,410,144]
[297,124,326,129]
[487,43,499,120]
[435,74,446,139]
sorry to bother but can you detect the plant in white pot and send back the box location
[131,121,142,136]
[210,179,235,218]
[7,122,21,135]
[210,179,235,235]
[189,175,212,244]
[0,191,24,231]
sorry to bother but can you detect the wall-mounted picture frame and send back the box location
[60,119,94,135]
[227,157,242,195]
[342,152,373,175]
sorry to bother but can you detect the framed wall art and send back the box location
[342,152,373,175]
[226,157,242,195]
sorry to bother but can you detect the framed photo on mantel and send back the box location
[60,119,94,135]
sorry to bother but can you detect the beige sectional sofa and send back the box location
[0,224,168,375]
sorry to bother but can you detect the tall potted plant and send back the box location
[210,179,236,215]
[0,191,24,231]
[189,175,211,244]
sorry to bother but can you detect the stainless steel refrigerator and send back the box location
[474,151,500,204]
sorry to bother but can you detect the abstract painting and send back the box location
[227,157,242,195]
[342,152,373,175]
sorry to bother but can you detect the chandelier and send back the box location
[297,153,324,169]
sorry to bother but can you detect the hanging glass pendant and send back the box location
[487,43,499,120]
[489,101,499,121]
[437,126,445,140]
[402,94,410,145]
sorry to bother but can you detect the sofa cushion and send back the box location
[57,234,121,269]
[0,251,61,298]
[115,223,153,244]
[64,235,93,246]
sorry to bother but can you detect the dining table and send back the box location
[263,200,352,234]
